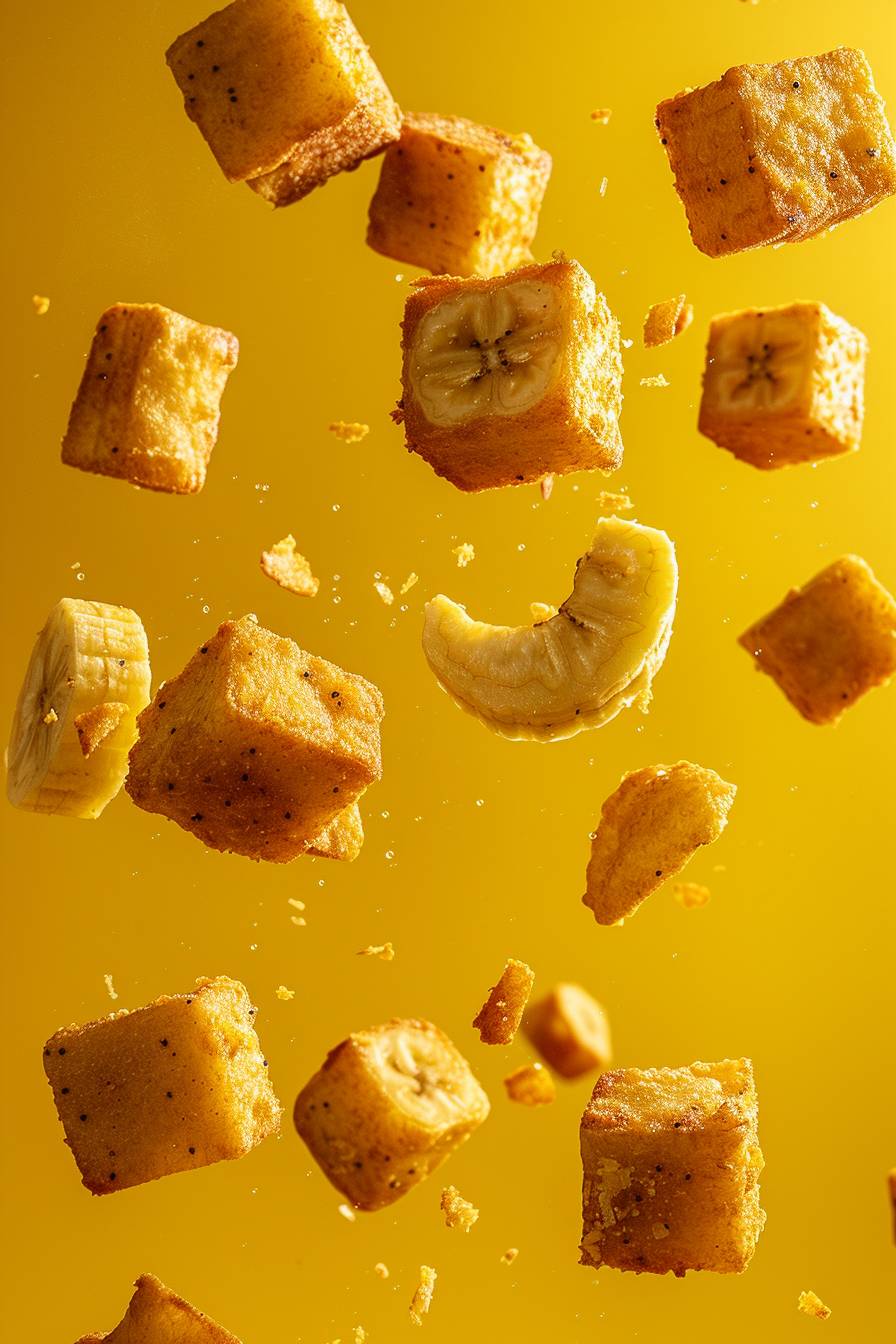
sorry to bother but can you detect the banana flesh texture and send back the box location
[422,517,678,742]
[708,311,809,412]
[409,279,564,426]
[6,598,151,818]
[367,1021,485,1129]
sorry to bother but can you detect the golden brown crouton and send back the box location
[75,702,129,757]
[643,295,693,348]
[75,1272,243,1343]
[798,1290,832,1320]
[472,959,534,1044]
[503,1062,556,1106]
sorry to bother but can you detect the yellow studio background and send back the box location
[1,0,894,1339]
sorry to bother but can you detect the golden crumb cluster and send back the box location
[260,536,319,597]
[440,1185,479,1231]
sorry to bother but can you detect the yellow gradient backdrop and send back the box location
[1,1,894,1340]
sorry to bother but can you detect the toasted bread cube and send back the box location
[293,1018,489,1210]
[75,1273,242,1343]
[523,983,612,1080]
[61,304,238,494]
[306,799,364,860]
[503,1062,556,1106]
[739,556,896,724]
[166,0,401,206]
[367,112,551,277]
[43,976,280,1196]
[126,615,383,862]
[580,1059,765,1275]
[472,958,534,1044]
[399,258,623,491]
[657,48,896,257]
[584,763,736,925]
[643,295,693,348]
[699,302,867,469]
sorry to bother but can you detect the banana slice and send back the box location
[366,1020,483,1128]
[706,309,811,412]
[422,517,678,741]
[6,598,151,818]
[409,278,564,426]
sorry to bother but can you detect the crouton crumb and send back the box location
[373,580,394,605]
[590,108,612,124]
[260,535,319,597]
[74,701,128,757]
[798,1291,831,1320]
[640,374,670,388]
[338,1203,357,1222]
[103,973,118,1001]
[374,1262,390,1280]
[643,295,694,349]
[503,1062,556,1106]
[409,1265,437,1325]
[357,942,395,961]
[400,572,419,594]
[275,985,295,1000]
[42,708,58,725]
[673,881,712,909]
[540,474,554,501]
[453,542,475,568]
[440,1185,479,1232]
[599,176,609,197]
[329,421,369,443]
[32,294,50,315]
[473,958,535,1045]
[353,1328,367,1343]
[501,1247,519,1265]
[596,491,634,515]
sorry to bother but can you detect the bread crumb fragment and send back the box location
[373,579,394,605]
[103,973,118,1001]
[32,294,50,315]
[596,490,633,515]
[673,881,711,909]
[374,1262,390,1280]
[260,534,319,597]
[75,701,128,757]
[338,1202,357,1222]
[358,942,395,961]
[329,421,369,443]
[643,295,693,348]
[288,898,306,911]
[452,542,475,568]
[540,474,554,501]
[501,1247,519,1264]
[798,1290,831,1320]
[275,985,295,1000]
[440,1185,479,1231]
[400,572,419,594]
[42,708,58,725]
[409,1265,436,1325]
[353,1328,366,1343]
[590,108,612,124]
[504,1062,556,1106]
[640,374,669,388]
[473,958,534,1045]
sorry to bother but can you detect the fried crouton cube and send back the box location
[472,958,534,1044]
[126,615,383,862]
[584,763,736,925]
[43,976,280,1196]
[75,1273,242,1343]
[61,304,238,494]
[367,112,551,277]
[306,800,364,860]
[523,983,612,1079]
[293,1018,489,1210]
[643,295,693,348]
[798,1290,832,1320]
[503,1062,556,1106]
[440,1185,479,1231]
[580,1059,765,1275]
[699,302,867,469]
[166,0,401,207]
[656,48,896,258]
[399,257,623,491]
[738,556,896,724]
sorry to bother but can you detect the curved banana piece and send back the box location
[6,598,151,818]
[422,517,677,741]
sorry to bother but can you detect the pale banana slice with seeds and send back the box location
[422,517,677,742]
[6,598,151,818]
[707,310,811,413]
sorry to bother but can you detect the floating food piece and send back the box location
[373,579,394,605]
[673,881,712,909]
[43,976,280,1195]
[798,1290,832,1320]
[75,702,129,757]
[367,112,551,277]
[126,615,383,862]
[166,0,401,207]
[103,974,118,1001]
[294,1018,489,1210]
[409,1265,437,1326]
[6,599,150,819]
[260,535,319,597]
[590,108,612,124]
[596,490,633,514]
[523,983,612,1079]
[440,1184,479,1231]
[357,942,395,960]
[739,556,896,724]
[399,257,623,491]
[74,1272,242,1343]
[422,517,677,742]
[306,801,365,861]
[656,47,896,257]
[584,763,736,925]
[452,542,475,567]
[500,1247,519,1265]
[503,1062,556,1106]
[643,295,693,348]
[374,1262,390,1279]
[580,1059,765,1275]
[400,572,419,594]
[640,373,669,388]
[275,985,295,1001]
[698,302,867,469]
[329,420,370,443]
[472,958,534,1045]
[32,294,50,315]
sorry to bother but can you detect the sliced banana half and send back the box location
[408,278,564,426]
[422,517,678,742]
[365,1020,490,1130]
[6,598,151,818]
[707,310,811,413]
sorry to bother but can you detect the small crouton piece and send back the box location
[126,615,384,863]
[504,1062,556,1106]
[699,302,867,469]
[275,985,295,1000]
[673,881,712,909]
[357,942,394,960]
[409,1265,437,1326]
[798,1290,832,1320]
[373,579,394,605]
[440,1185,479,1231]
[584,763,736,925]
[75,702,129,757]
[501,1247,519,1265]
[739,556,896,724]
[260,535,319,597]
[596,490,633,515]
[166,0,401,207]
[580,1059,765,1275]
[590,108,612,124]
[62,303,238,494]
[523,983,612,1079]
[32,294,50,315]
[367,112,551,277]
[42,708,59,725]
[400,573,419,594]
[338,1202,357,1222]
[294,1018,489,1210]
[103,974,118,1001]
[43,976,281,1195]
[74,1272,243,1343]
[329,420,370,443]
[453,542,475,567]
[640,373,669,388]
[374,1262,389,1279]
[306,801,365,862]
[643,295,693,348]
[656,48,896,257]
[400,257,624,492]
[473,958,535,1045]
